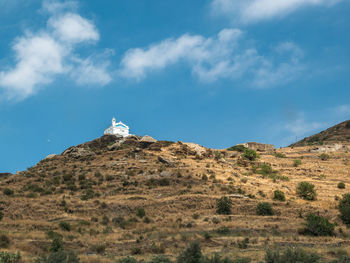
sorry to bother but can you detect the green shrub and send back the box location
[265,247,320,263]
[216,196,232,215]
[274,153,286,158]
[59,222,71,232]
[203,232,211,240]
[319,153,330,161]
[257,202,274,216]
[0,234,10,248]
[273,190,286,201]
[92,244,106,254]
[214,151,223,160]
[62,174,73,182]
[345,121,350,129]
[216,226,230,235]
[112,216,128,229]
[237,238,250,249]
[50,237,63,252]
[101,215,109,225]
[35,250,79,263]
[177,241,203,263]
[329,256,350,263]
[338,182,346,189]
[106,175,114,181]
[0,252,21,263]
[118,257,138,263]
[81,189,95,200]
[296,182,316,201]
[242,149,259,161]
[136,208,146,218]
[201,174,208,181]
[0,209,3,221]
[148,255,172,263]
[293,159,302,167]
[338,194,350,225]
[227,145,247,152]
[3,188,14,196]
[257,163,274,176]
[302,213,335,236]
[143,216,151,224]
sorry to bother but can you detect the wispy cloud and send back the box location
[0,0,112,101]
[119,29,304,87]
[211,0,344,23]
[284,112,324,137]
[333,104,350,117]
[273,104,350,146]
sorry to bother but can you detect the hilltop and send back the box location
[1,133,350,262]
[290,120,350,147]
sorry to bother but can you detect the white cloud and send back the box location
[211,0,344,23]
[48,13,99,44]
[120,29,304,87]
[71,56,111,86]
[0,0,111,101]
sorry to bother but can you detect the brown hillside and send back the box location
[1,135,350,262]
[290,120,350,147]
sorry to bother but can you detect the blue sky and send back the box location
[0,0,350,173]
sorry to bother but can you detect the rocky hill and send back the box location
[1,134,350,262]
[290,120,350,147]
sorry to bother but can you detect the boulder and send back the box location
[141,135,157,143]
[182,142,207,156]
[45,154,57,160]
[158,156,175,166]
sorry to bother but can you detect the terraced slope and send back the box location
[1,135,350,262]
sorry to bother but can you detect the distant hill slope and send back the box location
[290,120,350,147]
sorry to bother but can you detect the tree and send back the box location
[136,208,146,218]
[242,149,259,161]
[339,194,350,225]
[338,182,346,189]
[302,213,335,236]
[257,202,274,216]
[273,190,285,201]
[177,241,203,263]
[216,196,232,215]
[296,182,316,201]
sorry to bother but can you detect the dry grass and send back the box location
[1,138,350,262]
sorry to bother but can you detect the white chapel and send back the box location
[104,117,130,137]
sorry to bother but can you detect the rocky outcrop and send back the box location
[62,145,95,158]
